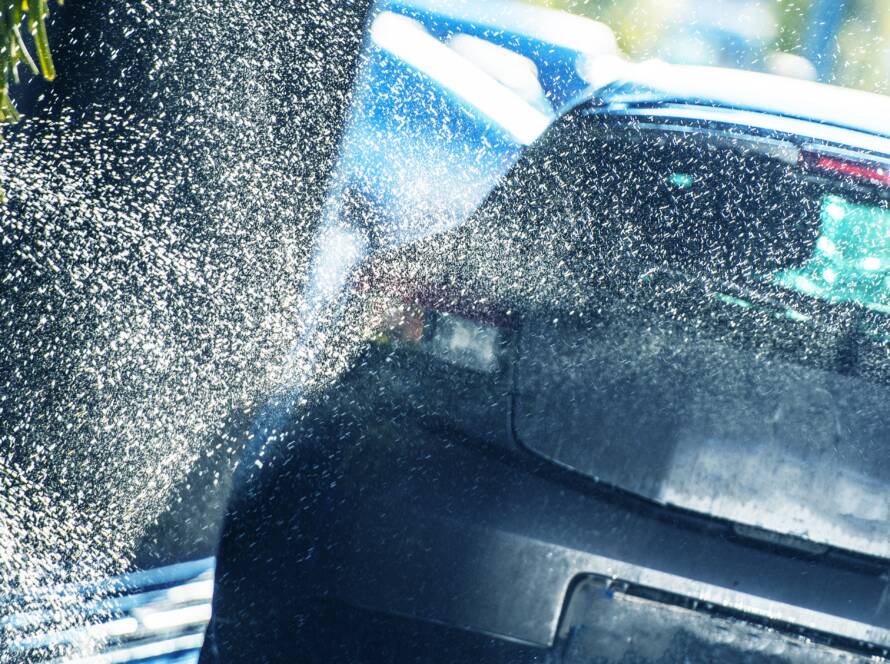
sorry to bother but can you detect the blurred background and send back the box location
[530,0,890,92]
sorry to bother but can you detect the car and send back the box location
[200,63,890,663]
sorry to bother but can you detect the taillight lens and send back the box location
[802,151,890,187]
[372,298,505,374]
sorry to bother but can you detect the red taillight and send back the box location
[803,152,890,187]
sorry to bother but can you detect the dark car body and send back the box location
[201,67,890,663]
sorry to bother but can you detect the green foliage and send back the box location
[0,0,60,124]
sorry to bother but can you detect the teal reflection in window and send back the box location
[669,172,694,188]
[774,194,890,314]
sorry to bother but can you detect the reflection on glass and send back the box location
[775,194,890,313]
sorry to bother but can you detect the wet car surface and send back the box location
[200,67,890,662]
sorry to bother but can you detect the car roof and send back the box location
[588,62,890,150]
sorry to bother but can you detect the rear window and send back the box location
[506,119,890,557]
[379,113,890,557]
